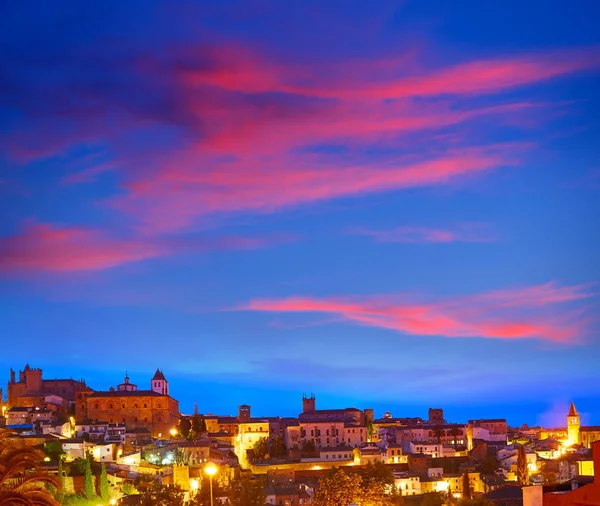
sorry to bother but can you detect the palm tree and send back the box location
[0,430,60,505]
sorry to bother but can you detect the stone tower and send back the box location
[302,394,316,413]
[151,369,169,396]
[567,402,580,446]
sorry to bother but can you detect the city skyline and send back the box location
[1,0,600,427]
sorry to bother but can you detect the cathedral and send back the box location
[76,369,179,438]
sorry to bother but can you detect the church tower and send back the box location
[151,369,169,396]
[567,402,580,446]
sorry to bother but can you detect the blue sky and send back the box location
[1,0,599,427]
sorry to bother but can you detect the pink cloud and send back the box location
[241,282,596,343]
[0,222,293,273]
[180,45,600,100]
[352,223,497,244]
[113,147,513,233]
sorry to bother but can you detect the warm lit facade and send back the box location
[236,419,270,466]
[467,419,507,449]
[563,402,600,448]
[7,364,88,413]
[75,370,179,438]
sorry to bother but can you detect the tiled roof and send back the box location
[152,369,166,381]
[87,390,163,398]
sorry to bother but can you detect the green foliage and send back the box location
[122,481,137,495]
[62,494,106,506]
[421,492,444,506]
[457,498,490,506]
[228,472,265,506]
[84,457,95,500]
[252,437,269,461]
[100,463,109,501]
[0,429,61,505]
[179,417,191,439]
[69,451,94,477]
[301,439,316,455]
[135,475,185,505]
[362,460,395,487]
[517,445,529,486]
[44,441,65,460]
[477,456,498,474]
[462,473,471,500]
[269,434,287,458]
[367,418,375,439]
[172,448,187,465]
[313,467,391,506]
[189,415,207,438]
[189,475,212,506]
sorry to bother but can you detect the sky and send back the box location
[1,0,599,427]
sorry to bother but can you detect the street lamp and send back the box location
[204,462,218,506]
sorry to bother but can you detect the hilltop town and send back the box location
[2,364,599,506]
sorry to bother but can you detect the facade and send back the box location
[7,364,88,413]
[76,370,179,438]
[567,402,580,446]
[467,419,508,449]
[236,418,270,465]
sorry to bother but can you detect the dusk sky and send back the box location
[1,0,599,427]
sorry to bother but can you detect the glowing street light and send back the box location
[190,478,199,495]
[169,428,178,438]
[204,462,218,506]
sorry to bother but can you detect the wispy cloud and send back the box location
[3,39,598,235]
[351,222,497,244]
[241,282,596,343]
[0,222,294,273]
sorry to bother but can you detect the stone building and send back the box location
[565,402,600,448]
[7,364,88,413]
[76,369,179,438]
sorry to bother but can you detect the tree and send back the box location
[362,460,394,488]
[190,415,207,438]
[434,425,444,445]
[136,475,185,506]
[44,441,64,461]
[367,419,375,441]
[84,457,95,500]
[462,473,471,500]
[301,439,316,455]
[477,456,498,474]
[313,468,364,506]
[100,463,109,502]
[179,418,191,439]
[228,473,265,506]
[421,492,444,506]
[122,481,137,495]
[172,448,187,465]
[517,446,529,486]
[252,437,269,461]
[451,424,461,450]
[0,430,60,506]
[270,435,287,458]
